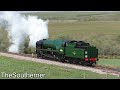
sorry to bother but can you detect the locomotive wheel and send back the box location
[69,60,73,64]
[74,60,79,64]
[78,61,82,65]
[58,55,65,63]
[69,59,73,64]
[91,62,96,67]
[37,54,40,58]
[80,61,84,66]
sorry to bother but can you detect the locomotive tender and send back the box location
[36,39,98,66]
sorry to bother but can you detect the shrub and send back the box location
[0,28,10,52]
[21,36,36,54]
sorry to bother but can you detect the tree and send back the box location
[0,27,10,51]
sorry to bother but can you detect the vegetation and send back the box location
[0,56,119,79]
[23,11,120,21]
[20,36,36,54]
[0,27,10,52]
[98,59,120,68]
[0,12,120,58]
[56,35,73,40]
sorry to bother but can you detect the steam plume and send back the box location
[0,11,49,53]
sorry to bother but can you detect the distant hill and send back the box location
[22,11,120,21]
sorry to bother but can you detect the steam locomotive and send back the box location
[36,39,98,67]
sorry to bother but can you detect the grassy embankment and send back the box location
[0,56,119,79]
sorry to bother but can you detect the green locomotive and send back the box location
[36,39,98,66]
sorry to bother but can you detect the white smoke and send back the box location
[0,11,49,53]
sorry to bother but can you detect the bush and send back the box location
[0,27,10,52]
[21,36,36,54]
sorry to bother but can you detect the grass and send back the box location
[48,21,120,40]
[23,12,107,20]
[98,59,120,68]
[23,11,120,21]
[0,56,119,79]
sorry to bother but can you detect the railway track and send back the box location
[96,65,120,76]
[0,52,120,77]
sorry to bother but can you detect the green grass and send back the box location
[0,56,119,79]
[98,59,120,68]
[23,11,107,20]
[23,11,120,21]
[48,21,120,40]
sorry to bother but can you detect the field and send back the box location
[0,56,119,79]
[23,11,120,21]
[98,59,120,68]
[48,21,120,39]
